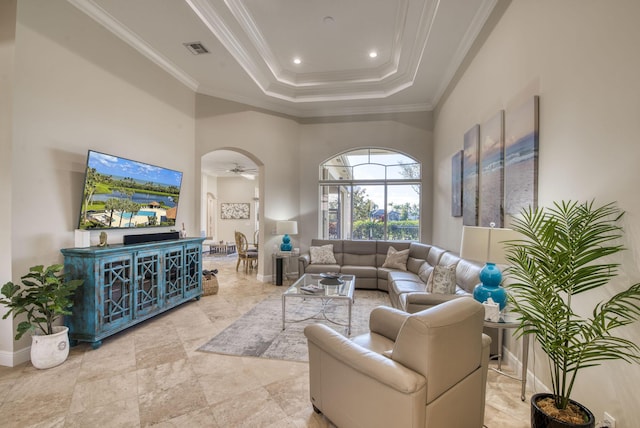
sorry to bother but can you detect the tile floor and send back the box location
[0,255,530,427]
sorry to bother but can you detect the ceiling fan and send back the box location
[225,163,257,179]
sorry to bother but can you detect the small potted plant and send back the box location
[1,264,83,369]
[504,200,640,427]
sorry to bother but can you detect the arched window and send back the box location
[319,148,421,241]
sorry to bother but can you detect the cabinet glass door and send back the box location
[184,244,202,299]
[99,255,133,332]
[164,247,184,306]
[134,250,161,317]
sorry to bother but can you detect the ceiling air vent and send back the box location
[183,42,210,55]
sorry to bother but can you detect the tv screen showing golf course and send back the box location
[78,150,183,230]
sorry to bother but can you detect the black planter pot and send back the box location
[531,393,595,428]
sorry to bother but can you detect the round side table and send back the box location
[483,314,529,401]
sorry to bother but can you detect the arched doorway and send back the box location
[200,149,263,273]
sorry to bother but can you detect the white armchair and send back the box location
[304,297,491,428]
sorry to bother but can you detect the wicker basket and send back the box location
[202,276,219,296]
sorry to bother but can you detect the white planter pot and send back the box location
[30,326,70,369]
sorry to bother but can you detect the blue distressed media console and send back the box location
[61,237,204,349]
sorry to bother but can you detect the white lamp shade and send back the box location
[276,221,298,235]
[460,226,519,264]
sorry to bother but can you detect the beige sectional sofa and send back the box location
[297,238,484,314]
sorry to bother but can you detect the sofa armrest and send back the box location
[402,292,468,313]
[298,254,310,274]
[304,323,425,394]
[368,306,410,342]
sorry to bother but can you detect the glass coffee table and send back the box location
[282,273,355,335]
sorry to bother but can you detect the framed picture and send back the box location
[221,203,250,220]
[479,110,504,227]
[463,125,480,226]
[504,96,539,216]
[451,150,463,217]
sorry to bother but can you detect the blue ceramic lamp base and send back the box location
[473,262,507,310]
[280,234,292,251]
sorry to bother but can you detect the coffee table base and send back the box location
[282,296,353,335]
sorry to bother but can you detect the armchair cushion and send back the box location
[305,323,426,393]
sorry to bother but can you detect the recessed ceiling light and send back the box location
[369,51,378,58]
[293,58,302,65]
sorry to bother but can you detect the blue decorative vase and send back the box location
[473,262,507,310]
[280,234,292,251]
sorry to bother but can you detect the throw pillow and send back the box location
[309,244,337,264]
[427,264,457,294]
[381,246,410,271]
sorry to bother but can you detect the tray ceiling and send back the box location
[69,0,497,118]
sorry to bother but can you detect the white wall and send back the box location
[215,176,258,244]
[0,0,17,365]
[195,96,300,280]
[298,116,434,249]
[200,172,219,239]
[1,0,196,365]
[433,0,640,424]
[194,98,434,279]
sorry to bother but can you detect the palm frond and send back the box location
[503,200,640,409]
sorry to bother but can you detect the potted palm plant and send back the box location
[504,200,640,427]
[1,264,83,369]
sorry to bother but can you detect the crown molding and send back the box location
[188,0,437,102]
[431,0,498,106]
[67,0,199,91]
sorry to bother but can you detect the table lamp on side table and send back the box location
[460,223,519,311]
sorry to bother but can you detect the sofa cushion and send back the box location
[344,240,377,254]
[381,246,410,271]
[427,264,457,294]
[418,263,433,283]
[304,264,342,275]
[310,244,337,264]
[341,265,377,278]
[392,279,426,295]
[343,253,376,266]
[390,279,427,308]
[406,258,423,274]
[388,270,422,283]
[408,242,431,260]
[455,259,483,294]
[426,246,448,266]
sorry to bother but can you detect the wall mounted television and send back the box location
[78,150,183,230]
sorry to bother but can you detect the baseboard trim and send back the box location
[0,345,30,367]
[503,347,549,395]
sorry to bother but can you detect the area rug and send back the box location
[198,289,390,362]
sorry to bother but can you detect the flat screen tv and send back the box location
[78,150,183,230]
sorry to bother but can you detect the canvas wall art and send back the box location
[479,110,504,227]
[504,96,539,216]
[221,203,250,219]
[451,150,463,217]
[463,125,480,226]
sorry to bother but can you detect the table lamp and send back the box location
[276,220,298,251]
[460,223,518,310]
